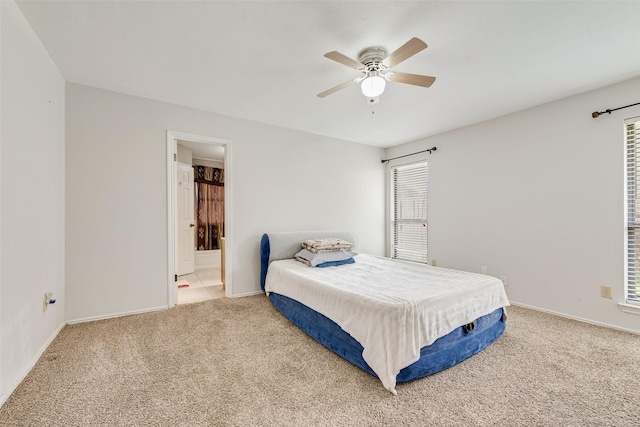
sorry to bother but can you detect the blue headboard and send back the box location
[259,231,358,292]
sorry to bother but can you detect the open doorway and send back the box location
[166,131,231,307]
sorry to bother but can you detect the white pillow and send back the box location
[294,248,357,267]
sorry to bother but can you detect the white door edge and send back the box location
[176,163,195,276]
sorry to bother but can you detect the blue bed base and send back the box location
[260,233,506,383]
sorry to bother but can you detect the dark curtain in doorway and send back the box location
[194,166,224,250]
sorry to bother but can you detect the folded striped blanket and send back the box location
[302,238,353,253]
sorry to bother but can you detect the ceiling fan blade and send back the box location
[317,79,360,98]
[382,37,428,68]
[389,72,436,88]
[324,51,364,70]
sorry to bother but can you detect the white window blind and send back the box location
[391,162,428,263]
[626,116,640,304]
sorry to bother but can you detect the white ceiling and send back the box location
[16,1,640,148]
[177,139,224,161]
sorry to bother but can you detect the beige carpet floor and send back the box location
[1,295,639,426]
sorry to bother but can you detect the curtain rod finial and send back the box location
[592,102,639,119]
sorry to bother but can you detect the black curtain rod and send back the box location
[381,147,437,164]
[592,102,640,118]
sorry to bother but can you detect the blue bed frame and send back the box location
[260,232,506,384]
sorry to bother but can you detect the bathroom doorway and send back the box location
[166,131,231,307]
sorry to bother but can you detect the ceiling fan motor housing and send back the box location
[358,47,387,69]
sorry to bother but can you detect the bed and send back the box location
[260,231,509,394]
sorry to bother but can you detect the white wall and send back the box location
[385,76,640,333]
[65,83,385,321]
[0,1,66,405]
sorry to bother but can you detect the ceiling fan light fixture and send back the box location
[361,73,386,98]
[318,38,433,99]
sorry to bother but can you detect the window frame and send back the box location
[625,116,640,307]
[388,160,429,264]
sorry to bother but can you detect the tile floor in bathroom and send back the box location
[177,267,224,305]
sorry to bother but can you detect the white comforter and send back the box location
[265,254,510,394]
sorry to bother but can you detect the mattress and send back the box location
[265,252,509,393]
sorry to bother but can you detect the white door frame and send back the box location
[166,130,232,307]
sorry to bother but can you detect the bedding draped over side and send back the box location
[265,254,510,394]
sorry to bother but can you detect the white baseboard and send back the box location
[229,290,263,298]
[509,301,640,336]
[66,305,168,325]
[0,322,65,408]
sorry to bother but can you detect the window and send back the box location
[391,161,428,263]
[625,116,640,305]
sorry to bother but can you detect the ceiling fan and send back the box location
[317,37,436,99]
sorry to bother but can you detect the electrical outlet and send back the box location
[600,285,612,299]
[501,276,508,287]
[481,266,488,274]
[431,259,437,267]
